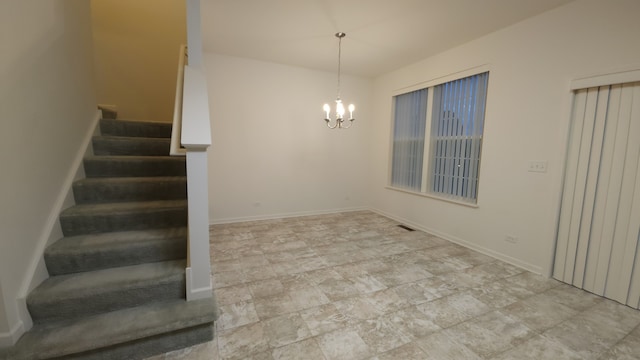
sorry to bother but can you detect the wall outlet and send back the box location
[528,161,548,173]
[505,235,518,244]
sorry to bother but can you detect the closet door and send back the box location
[554,81,640,309]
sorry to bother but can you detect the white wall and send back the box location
[0,0,97,345]
[91,0,186,122]
[205,54,372,223]
[369,0,640,275]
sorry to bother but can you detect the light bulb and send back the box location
[348,104,355,119]
[336,100,345,118]
[323,104,330,119]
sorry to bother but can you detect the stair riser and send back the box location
[92,137,171,156]
[61,324,213,360]
[27,279,185,324]
[60,208,187,237]
[73,180,187,204]
[100,119,172,138]
[45,239,187,275]
[84,158,186,177]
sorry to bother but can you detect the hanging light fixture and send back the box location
[323,32,355,129]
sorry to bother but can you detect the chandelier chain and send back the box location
[337,35,342,99]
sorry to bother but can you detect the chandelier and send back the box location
[323,32,355,129]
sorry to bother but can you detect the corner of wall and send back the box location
[9,110,102,341]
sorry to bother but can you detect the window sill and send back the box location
[385,186,480,209]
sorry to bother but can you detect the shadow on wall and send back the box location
[91,0,187,122]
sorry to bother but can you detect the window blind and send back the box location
[429,72,488,202]
[391,89,428,191]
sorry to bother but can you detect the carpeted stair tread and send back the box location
[84,156,186,177]
[7,297,216,360]
[45,227,188,275]
[59,200,188,236]
[92,135,171,156]
[27,260,186,323]
[73,176,187,204]
[100,119,172,138]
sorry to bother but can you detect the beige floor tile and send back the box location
[383,306,441,339]
[214,284,252,305]
[316,328,372,360]
[253,293,301,319]
[317,278,360,301]
[271,338,327,360]
[160,212,640,360]
[217,322,269,360]
[444,310,533,358]
[300,303,354,336]
[491,334,583,360]
[541,283,604,311]
[287,285,331,310]
[354,316,412,354]
[375,342,428,360]
[247,278,285,299]
[503,294,578,331]
[334,295,383,321]
[413,331,481,360]
[216,300,260,331]
[262,313,312,348]
[416,292,491,328]
[543,309,631,359]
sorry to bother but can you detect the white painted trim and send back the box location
[170,44,187,157]
[369,207,544,275]
[0,319,24,347]
[186,267,213,301]
[181,66,211,148]
[385,186,480,208]
[15,110,102,337]
[571,66,640,90]
[210,207,369,225]
[186,0,203,68]
[185,150,212,300]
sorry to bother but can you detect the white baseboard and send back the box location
[0,320,25,348]
[369,207,544,275]
[209,206,368,225]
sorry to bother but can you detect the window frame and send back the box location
[387,65,490,207]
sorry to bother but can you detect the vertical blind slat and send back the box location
[618,84,640,307]
[573,86,610,288]
[583,84,623,292]
[554,88,589,282]
[604,83,637,302]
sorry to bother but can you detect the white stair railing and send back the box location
[171,44,213,301]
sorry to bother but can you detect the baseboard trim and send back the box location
[209,206,368,225]
[369,207,544,275]
[0,320,24,348]
[16,110,102,335]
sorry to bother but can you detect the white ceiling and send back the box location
[201,0,574,77]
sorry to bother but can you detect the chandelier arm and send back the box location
[325,120,339,129]
[340,119,354,129]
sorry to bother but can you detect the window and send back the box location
[390,88,428,191]
[390,72,489,203]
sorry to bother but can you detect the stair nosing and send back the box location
[28,260,186,303]
[13,297,215,360]
[60,199,188,217]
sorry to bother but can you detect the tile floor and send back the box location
[147,211,640,360]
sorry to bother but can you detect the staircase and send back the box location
[3,119,216,360]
